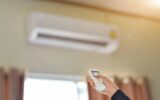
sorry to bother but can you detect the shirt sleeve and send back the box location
[111,89,131,100]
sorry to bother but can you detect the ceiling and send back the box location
[51,0,160,20]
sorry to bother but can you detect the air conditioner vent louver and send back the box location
[37,33,107,47]
[28,13,119,54]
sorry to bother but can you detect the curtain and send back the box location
[88,76,151,100]
[0,68,24,100]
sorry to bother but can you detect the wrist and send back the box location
[107,86,119,97]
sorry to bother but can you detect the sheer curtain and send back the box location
[87,76,151,100]
[0,68,24,100]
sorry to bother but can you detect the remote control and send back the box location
[89,69,106,92]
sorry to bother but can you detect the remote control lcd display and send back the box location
[92,71,99,77]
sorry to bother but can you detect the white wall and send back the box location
[0,0,160,100]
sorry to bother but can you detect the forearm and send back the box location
[111,90,130,100]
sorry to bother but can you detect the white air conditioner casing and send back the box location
[28,13,120,54]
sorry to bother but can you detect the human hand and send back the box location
[88,75,119,97]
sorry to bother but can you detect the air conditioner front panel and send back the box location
[36,13,111,37]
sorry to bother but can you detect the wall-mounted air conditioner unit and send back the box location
[28,13,120,54]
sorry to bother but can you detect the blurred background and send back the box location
[0,0,160,100]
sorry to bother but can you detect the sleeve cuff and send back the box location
[111,89,130,100]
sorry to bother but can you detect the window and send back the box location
[23,74,88,100]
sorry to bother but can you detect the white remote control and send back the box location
[89,69,106,92]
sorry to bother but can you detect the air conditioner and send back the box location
[28,13,120,54]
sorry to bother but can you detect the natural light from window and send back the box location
[24,77,88,100]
